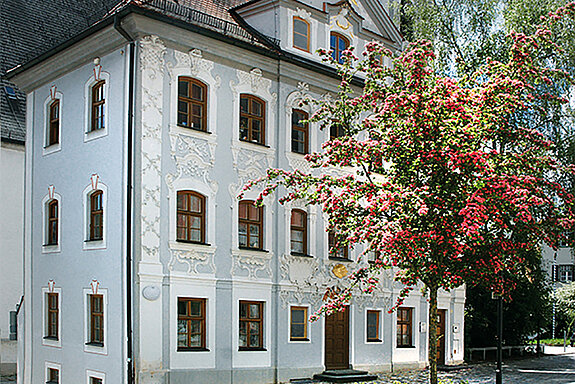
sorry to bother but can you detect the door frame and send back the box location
[324,306,350,370]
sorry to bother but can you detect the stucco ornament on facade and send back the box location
[167,49,221,88]
[231,248,274,280]
[296,7,312,21]
[169,246,217,275]
[166,133,217,193]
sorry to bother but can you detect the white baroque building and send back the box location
[8,1,465,383]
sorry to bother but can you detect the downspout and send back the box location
[114,14,135,384]
[273,5,281,383]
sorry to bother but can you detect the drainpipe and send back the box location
[114,14,135,384]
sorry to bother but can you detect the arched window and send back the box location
[47,200,58,245]
[239,200,263,249]
[91,81,105,132]
[330,32,350,64]
[176,191,206,243]
[48,100,60,146]
[177,77,208,131]
[290,209,307,255]
[89,191,103,241]
[292,109,309,154]
[239,94,266,145]
[293,17,310,52]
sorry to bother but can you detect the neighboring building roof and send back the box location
[0,79,26,144]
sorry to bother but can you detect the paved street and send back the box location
[374,349,575,384]
[2,350,575,383]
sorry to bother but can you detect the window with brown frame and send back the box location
[290,306,308,341]
[177,298,206,350]
[89,191,103,241]
[47,200,58,245]
[290,209,307,255]
[328,231,348,259]
[91,80,105,132]
[47,368,59,383]
[89,294,104,346]
[292,109,309,154]
[48,99,60,146]
[397,307,413,347]
[239,301,263,349]
[239,94,266,145]
[177,77,208,131]
[238,200,263,250]
[176,191,206,243]
[330,32,350,64]
[367,310,381,342]
[293,17,310,51]
[46,293,58,339]
[90,378,103,384]
[330,122,345,140]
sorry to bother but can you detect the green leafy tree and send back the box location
[400,0,575,348]
[244,5,575,383]
[555,281,575,337]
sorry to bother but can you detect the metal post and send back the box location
[496,296,503,384]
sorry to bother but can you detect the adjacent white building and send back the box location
[8,1,466,383]
[0,79,25,377]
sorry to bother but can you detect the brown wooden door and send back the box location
[437,309,446,365]
[324,306,350,370]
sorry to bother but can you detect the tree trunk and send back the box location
[428,285,439,384]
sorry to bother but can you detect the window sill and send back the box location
[177,347,210,352]
[328,256,352,262]
[239,246,268,253]
[84,127,107,143]
[176,124,211,134]
[291,150,309,156]
[176,239,211,246]
[85,239,103,242]
[42,143,61,156]
[43,336,59,341]
[367,339,382,343]
[86,342,104,347]
[291,252,313,258]
[239,139,269,148]
[289,338,310,342]
[42,244,61,254]
[397,345,416,349]
[238,347,267,351]
[83,238,106,251]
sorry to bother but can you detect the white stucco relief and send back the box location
[138,34,167,381]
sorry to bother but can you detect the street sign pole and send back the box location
[496,295,503,384]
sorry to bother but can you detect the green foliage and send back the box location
[555,281,575,334]
[465,259,552,347]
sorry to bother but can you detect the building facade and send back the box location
[9,1,465,383]
[0,79,25,377]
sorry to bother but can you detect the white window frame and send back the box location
[42,192,62,254]
[86,369,106,384]
[83,287,108,355]
[84,71,110,142]
[43,91,63,156]
[45,361,61,383]
[42,286,62,348]
[287,304,311,343]
[365,308,383,344]
[82,181,108,250]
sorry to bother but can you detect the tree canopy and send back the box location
[244,3,575,383]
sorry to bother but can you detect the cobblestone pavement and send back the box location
[373,353,575,383]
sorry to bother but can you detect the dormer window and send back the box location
[330,33,349,64]
[293,17,310,52]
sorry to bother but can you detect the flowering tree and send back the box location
[244,4,575,383]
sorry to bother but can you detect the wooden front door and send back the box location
[324,306,350,370]
[437,309,446,365]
